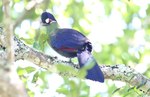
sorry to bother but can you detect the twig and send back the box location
[13,0,50,29]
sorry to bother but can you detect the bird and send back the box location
[41,12,104,82]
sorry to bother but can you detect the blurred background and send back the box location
[1,0,150,97]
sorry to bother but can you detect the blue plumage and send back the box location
[50,28,88,57]
[41,12,104,82]
[77,49,104,82]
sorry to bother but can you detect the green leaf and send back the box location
[112,88,121,94]
[56,64,78,76]
[32,71,39,83]
[56,84,69,95]
[78,58,95,78]
[20,38,34,45]
[24,66,36,73]
[27,88,35,97]
[33,41,40,49]
[57,64,73,72]
[17,67,27,76]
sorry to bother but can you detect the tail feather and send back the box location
[77,50,104,82]
[86,61,104,82]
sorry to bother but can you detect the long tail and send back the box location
[77,49,104,82]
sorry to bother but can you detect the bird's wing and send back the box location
[50,28,88,52]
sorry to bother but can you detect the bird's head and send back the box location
[41,12,57,25]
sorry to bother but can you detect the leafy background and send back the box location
[1,0,150,97]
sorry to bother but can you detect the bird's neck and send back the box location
[46,21,59,35]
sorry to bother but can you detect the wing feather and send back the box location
[50,28,88,52]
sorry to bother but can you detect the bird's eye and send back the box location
[45,18,50,23]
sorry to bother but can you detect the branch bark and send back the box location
[1,0,28,96]
[0,32,149,95]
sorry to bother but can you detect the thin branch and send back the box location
[13,0,50,29]
[2,0,14,66]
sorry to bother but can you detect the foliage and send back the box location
[1,0,150,97]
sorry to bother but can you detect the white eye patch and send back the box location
[45,18,50,23]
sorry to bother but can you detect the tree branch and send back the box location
[13,0,50,29]
[1,0,28,96]
[0,32,149,95]
[2,0,14,66]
